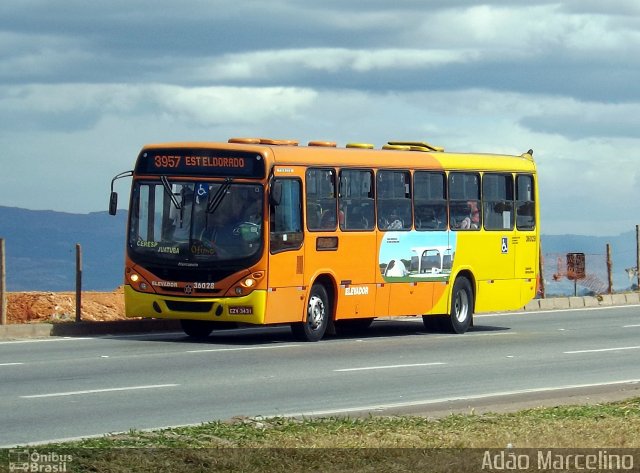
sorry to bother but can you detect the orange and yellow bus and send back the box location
[109,138,539,341]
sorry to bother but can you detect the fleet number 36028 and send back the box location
[193,282,215,289]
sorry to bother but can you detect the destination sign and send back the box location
[135,148,265,178]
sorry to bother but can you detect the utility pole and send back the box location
[1,239,6,325]
[606,243,613,295]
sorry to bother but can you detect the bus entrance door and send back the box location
[265,177,306,324]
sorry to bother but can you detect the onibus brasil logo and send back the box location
[8,449,73,472]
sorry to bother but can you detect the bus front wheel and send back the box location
[446,277,473,334]
[292,284,330,342]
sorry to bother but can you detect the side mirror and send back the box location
[109,192,118,215]
[269,181,282,206]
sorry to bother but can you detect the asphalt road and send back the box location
[1,305,640,447]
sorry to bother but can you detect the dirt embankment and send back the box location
[5,288,126,324]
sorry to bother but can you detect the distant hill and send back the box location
[0,206,127,291]
[0,206,637,293]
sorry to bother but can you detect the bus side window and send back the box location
[414,171,447,231]
[306,168,337,231]
[483,173,514,231]
[516,174,535,230]
[376,170,412,231]
[270,178,303,253]
[449,172,480,230]
[339,169,374,231]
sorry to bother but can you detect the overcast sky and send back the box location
[1,0,639,236]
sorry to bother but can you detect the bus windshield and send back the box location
[129,180,263,264]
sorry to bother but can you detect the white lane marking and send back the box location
[186,344,300,353]
[0,337,93,345]
[466,332,516,337]
[623,324,640,328]
[94,332,184,339]
[485,304,640,316]
[21,384,179,399]
[334,362,445,372]
[11,378,639,449]
[564,346,640,354]
[0,362,24,367]
[276,379,640,418]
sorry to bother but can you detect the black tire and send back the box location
[445,277,473,334]
[291,284,330,342]
[180,319,215,339]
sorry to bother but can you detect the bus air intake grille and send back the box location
[165,300,213,313]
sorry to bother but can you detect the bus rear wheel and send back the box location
[291,284,330,342]
[446,277,473,334]
[180,319,215,339]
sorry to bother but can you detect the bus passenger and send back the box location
[460,201,480,229]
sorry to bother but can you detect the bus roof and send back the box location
[140,138,536,174]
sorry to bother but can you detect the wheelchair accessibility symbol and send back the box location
[501,237,509,254]
[195,184,209,204]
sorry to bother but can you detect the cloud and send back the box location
[193,48,479,82]
[1,0,640,236]
[0,83,316,131]
[520,101,640,140]
[152,85,317,125]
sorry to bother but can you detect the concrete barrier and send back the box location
[0,323,52,339]
[50,319,181,336]
[523,299,541,311]
[0,319,181,340]
[583,296,600,308]
[527,292,639,313]
[626,292,640,304]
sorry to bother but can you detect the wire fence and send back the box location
[542,250,638,297]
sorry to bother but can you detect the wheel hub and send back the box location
[308,295,325,331]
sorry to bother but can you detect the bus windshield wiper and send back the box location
[207,178,233,214]
[161,176,181,210]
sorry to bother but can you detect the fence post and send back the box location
[75,243,82,322]
[606,243,613,295]
[1,239,6,325]
[538,247,545,298]
[636,225,640,290]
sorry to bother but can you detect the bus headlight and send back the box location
[227,271,264,297]
[128,271,153,293]
[243,278,256,288]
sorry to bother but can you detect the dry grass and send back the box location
[3,398,639,472]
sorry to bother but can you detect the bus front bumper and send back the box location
[124,285,267,324]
